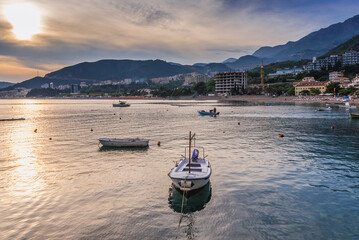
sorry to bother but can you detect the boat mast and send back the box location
[188,131,191,173]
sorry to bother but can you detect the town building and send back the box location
[329,72,343,81]
[293,77,328,95]
[302,77,316,82]
[0,88,30,98]
[294,81,328,96]
[56,85,71,90]
[304,50,359,71]
[342,50,359,65]
[332,76,351,88]
[71,84,80,94]
[268,67,304,78]
[150,76,171,84]
[183,73,210,85]
[41,83,49,88]
[214,71,247,95]
[349,74,359,89]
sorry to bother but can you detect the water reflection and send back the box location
[8,126,44,196]
[168,182,212,214]
[98,146,149,152]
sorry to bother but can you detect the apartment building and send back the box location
[214,71,247,95]
[329,72,343,81]
[304,50,359,71]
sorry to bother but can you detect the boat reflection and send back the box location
[168,182,212,214]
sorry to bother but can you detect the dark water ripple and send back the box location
[0,99,359,239]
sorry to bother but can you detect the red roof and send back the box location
[295,81,328,87]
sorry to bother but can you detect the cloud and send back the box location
[1,0,359,82]
[0,56,50,82]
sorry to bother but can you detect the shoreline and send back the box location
[1,95,358,105]
[200,95,359,105]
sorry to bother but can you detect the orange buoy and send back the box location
[157,141,161,146]
[279,134,284,137]
[49,138,52,140]
[34,129,37,133]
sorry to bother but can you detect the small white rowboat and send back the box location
[98,138,149,147]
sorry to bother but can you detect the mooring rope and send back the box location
[176,189,186,239]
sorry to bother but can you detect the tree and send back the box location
[206,79,216,93]
[192,82,207,95]
[287,86,295,96]
[309,87,321,95]
[300,90,310,95]
[338,88,355,96]
[325,82,341,94]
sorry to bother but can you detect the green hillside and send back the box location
[322,34,359,57]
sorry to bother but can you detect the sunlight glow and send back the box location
[3,2,42,40]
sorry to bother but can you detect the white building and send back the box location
[41,83,49,88]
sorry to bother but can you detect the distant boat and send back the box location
[98,138,149,147]
[339,102,356,109]
[113,101,130,107]
[317,107,332,111]
[0,118,25,121]
[168,132,211,191]
[198,110,219,116]
[350,113,359,119]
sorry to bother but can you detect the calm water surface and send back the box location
[0,99,358,239]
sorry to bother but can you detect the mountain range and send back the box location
[231,14,359,65]
[4,14,359,90]
[0,82,14,89]
[5,60,230,90]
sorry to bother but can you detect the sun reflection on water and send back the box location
[5,100,46,196]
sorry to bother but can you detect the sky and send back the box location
[0,0,359,83]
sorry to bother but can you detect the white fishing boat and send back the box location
[98,138,149,147]
[168,132,211,191]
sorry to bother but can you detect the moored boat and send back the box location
[317,106,332,111]
[98,138,149,147]
[0,118,25,121]
[198,110,219,116]
[350,113,359,119]
[168,132,211,191]
[113,101,130,107]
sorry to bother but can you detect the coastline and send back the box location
[1,95,358,105]
[198,95,359,105]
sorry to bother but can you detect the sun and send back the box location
[3,2,42,40]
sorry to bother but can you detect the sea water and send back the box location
[0,99,358,239]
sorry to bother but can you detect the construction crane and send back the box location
[228,60,271,88]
